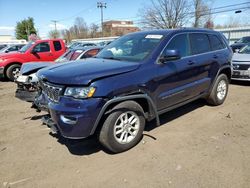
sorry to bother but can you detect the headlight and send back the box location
[64,87,96,99]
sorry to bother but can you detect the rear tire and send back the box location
[206,74,229,106]
[6,64,21,81]
[99,101,145,153]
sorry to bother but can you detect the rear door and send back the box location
[52,40,64,59]
[155,33,199,110]
[188,33,227,96]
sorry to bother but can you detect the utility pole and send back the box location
[51,20,58,32]
[97,2,107,37]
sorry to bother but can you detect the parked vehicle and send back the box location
[0,39,66,81]
[37,29,232,153]
[232,44,250,81]
[230,36,250,52]
[68,42,96,49]
[15,46,103,109]
[0,44,25,53]
[0,44,8,50]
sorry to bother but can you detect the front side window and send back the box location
[8,46,18,51]
[96,33,165,62]
[33,42,50,53]
[190,33,210,55]
[164,34,190,58]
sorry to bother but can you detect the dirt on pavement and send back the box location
[0,81,250,188]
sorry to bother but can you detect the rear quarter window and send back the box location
[208,34,225,51]
[190,33,210,55]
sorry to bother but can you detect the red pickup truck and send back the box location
[0,39,66,81]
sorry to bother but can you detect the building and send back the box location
[215,26,250,44]
[0,35,26,44]
[103,20,140,36]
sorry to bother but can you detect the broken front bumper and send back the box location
[15,88,38,102]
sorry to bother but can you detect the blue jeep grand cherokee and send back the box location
[37,29,232,153]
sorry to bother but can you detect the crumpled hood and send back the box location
[37,58,140,85]
[21,62,54,75]
[232,53,250,64]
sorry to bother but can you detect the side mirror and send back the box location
[5,50,9,53]
[31,48,38,54]
[159,49,181,63]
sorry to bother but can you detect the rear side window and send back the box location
[80,49,100,59]
[165,34,190,57]
[208,34,225,51]
[53,41,62,51]
[190,33,210,55]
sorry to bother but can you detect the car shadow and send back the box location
[145,99,205,132]
[230,80,250,86]
[23,114,47,120]
[48,99,206,156]
[0,78,8,82]
[49,133,103,155]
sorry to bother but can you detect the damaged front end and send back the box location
[15,73,38,102]
[15,73,49,112]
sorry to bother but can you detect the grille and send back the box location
[233,63,250,70]
[39,81,63,103]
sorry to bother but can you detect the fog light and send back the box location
[60,115,77,125]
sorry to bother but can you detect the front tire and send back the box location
[206,74,229,106]
[6,64,21,81]
[99,101,145,153]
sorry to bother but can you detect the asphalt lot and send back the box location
[0,80,250,188]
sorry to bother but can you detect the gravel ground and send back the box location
[0,81,250,188]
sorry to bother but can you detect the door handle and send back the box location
[48,53,53,56]
[187,60,195,65]
[213,54,218,59]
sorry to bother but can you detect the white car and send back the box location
[232,44,250,81]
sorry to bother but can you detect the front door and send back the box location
[154,33,200,110]
[30,42,54,62]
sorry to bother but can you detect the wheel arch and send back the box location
[3,62,22,77]
[208,65,231,94]
[90,94,159,135]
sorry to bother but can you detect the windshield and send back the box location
[238,45,250,54]
[19,42,34,52]
[55,49,84,63]
[96,33,164,62]
[237,37,250,43]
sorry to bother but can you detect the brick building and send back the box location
[103,20,140,36]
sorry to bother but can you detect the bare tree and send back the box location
[193,0,211,27]
[48,30,60,39]
[139,0,191,29]
[89,23,99,38]
[74,17,88,38]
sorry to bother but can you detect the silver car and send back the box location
[232,45,250,81]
